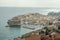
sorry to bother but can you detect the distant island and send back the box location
[48,12,60,17]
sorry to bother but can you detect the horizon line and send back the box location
[0,6,60,9]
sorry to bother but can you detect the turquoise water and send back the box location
[0,24,33,40]
[0,7,60,40]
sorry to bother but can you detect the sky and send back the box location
[0,0,60,8]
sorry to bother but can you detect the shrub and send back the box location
[54,38,60,40]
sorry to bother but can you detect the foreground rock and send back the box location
[14,29,60,40]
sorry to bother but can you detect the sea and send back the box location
[0,7,60,40]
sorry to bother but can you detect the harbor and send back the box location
[0,7,60,40]
[7,13,60,40]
